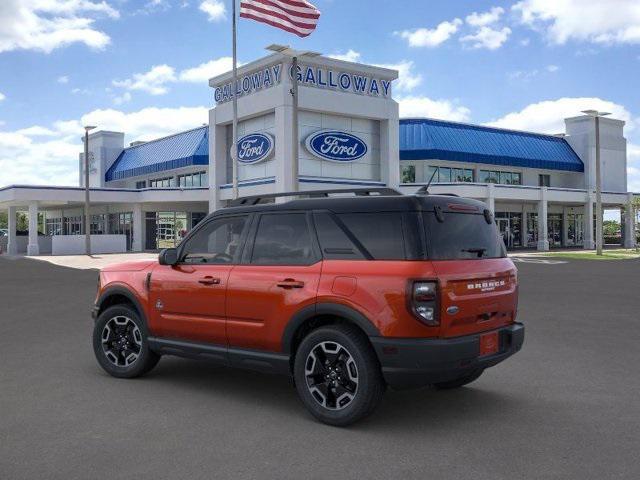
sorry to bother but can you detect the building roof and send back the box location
[105,126,209,181]
[399,118,584,172]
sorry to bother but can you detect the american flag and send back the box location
[240,0,321,38]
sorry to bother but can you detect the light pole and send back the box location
[582,110,610,256]
[266,44,320,192]
[83,125,96,255]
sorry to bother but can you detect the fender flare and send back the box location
[281,303,380,354]
[96,286,148,325]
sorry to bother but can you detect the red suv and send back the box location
[92,189,524,426]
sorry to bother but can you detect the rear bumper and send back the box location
[370,323,524,390]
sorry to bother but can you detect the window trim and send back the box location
[243,211,322,266]
[176,213,252,265]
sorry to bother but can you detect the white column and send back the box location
[380,108,400,189]
[537,187,549,251]
[624,193,637,248]
[132,204,143,252]
[484,183,495,213]
[584,195,595,249]
[27,203,40,256]
[275,104,295,195]
[7,206,17,255]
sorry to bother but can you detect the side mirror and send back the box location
[158,248,178,266]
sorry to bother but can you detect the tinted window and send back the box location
[251,213,315,265]
[338,213,405,260]
[181,216,247,264]
[424,212,506,260]
[313,212,365,260]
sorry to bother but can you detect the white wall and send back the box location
[80,131,125,188]
[52,234,127,255]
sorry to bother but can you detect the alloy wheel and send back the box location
[101,316,143,367]
[304,341,359,410]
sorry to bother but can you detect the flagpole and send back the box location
[231,0,239,200]
[291,55,299,192]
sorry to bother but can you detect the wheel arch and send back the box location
[282,303,380,358]
[96,286,147,326]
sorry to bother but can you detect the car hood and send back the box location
[101,260,157,272]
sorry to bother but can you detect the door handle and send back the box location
[198,276,221,285]
[277,279,305,289]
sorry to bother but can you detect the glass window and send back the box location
[511,173,522,185]
[439,167,451,182]
[251,213,315,265]
[427,166,439,183]
[424,212,506,260]
[313,213,365,260]
[500,172,512,184]
[135,181,146,189]
[539,174,550,187]
[182,216,247,264]
[338,213,405,260]
[401,165,416,183]
[453,168,473,182]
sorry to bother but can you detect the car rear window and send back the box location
[424,212,506,260]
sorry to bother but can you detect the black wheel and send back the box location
[433,369,484,390]
[294,324,384,427]
[93,305,160,378]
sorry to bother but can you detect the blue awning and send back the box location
[105,126,209,182]
[399,118,584,172]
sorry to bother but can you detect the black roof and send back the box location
[217,194,489,216]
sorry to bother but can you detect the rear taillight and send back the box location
[410,281,439,326]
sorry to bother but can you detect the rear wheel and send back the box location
[93,305,160,378]
[294,325,384,427]
[433,369,484,390]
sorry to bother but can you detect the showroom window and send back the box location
[480,170,522,185]
[427,166,473,183]
[401,165,416,183]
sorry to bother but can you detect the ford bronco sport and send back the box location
[92,188,524,426]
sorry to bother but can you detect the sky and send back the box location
[0,0,639,194]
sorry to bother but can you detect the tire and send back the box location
[93,304,160,379]
[433,369,484,390]
[294,324,385,427]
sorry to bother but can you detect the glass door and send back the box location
[548,214,563,248]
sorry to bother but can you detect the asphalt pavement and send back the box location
[1,255,639,479]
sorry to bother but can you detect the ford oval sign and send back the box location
[305,130,367,162]
[234,133,274,164]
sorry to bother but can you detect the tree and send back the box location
[0,211,6,230]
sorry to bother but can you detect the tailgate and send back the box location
[432,258,518,338]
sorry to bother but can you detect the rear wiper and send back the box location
[462,248,487,258]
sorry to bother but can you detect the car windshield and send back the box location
[423,211,506,260]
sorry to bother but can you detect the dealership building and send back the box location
[0,52,637,255]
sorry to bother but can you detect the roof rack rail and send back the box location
[228,187,402,207]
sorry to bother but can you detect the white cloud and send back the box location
[113,91,132,105]
[0,92,5,102]
[513,0,640,45]
[520,38,531,46]
[373,60,422,93]
[328,50,362,63]
[461,26,511,50]
[396,19,463,48]
[179,57,234,82]
[57,75,69,84]
[398,96,471,122]
[466,7,504,27]
[508,65,560,81]
[199,0,226,22]
[486,97,635,134]
[0,106,209,187]
[113,64,177,95]
[0,0,119,54]
[546,64,560,72]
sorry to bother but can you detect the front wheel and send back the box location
[92,305,160,378]
[294,325,385,427]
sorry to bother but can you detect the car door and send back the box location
[226,212,322,352]
[149,214,250,345]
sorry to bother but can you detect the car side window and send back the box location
[251,213,315,265]
[337,212,406,260]
[313,212,366,260]
[181,216,248,264]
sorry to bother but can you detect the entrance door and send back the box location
[148,214,250,345]
[226,212,322,352]
[497,218,513,249]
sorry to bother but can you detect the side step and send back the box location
[147,337,291,375]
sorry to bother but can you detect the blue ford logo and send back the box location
[234,133,274,164]
[305,131,368,162]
